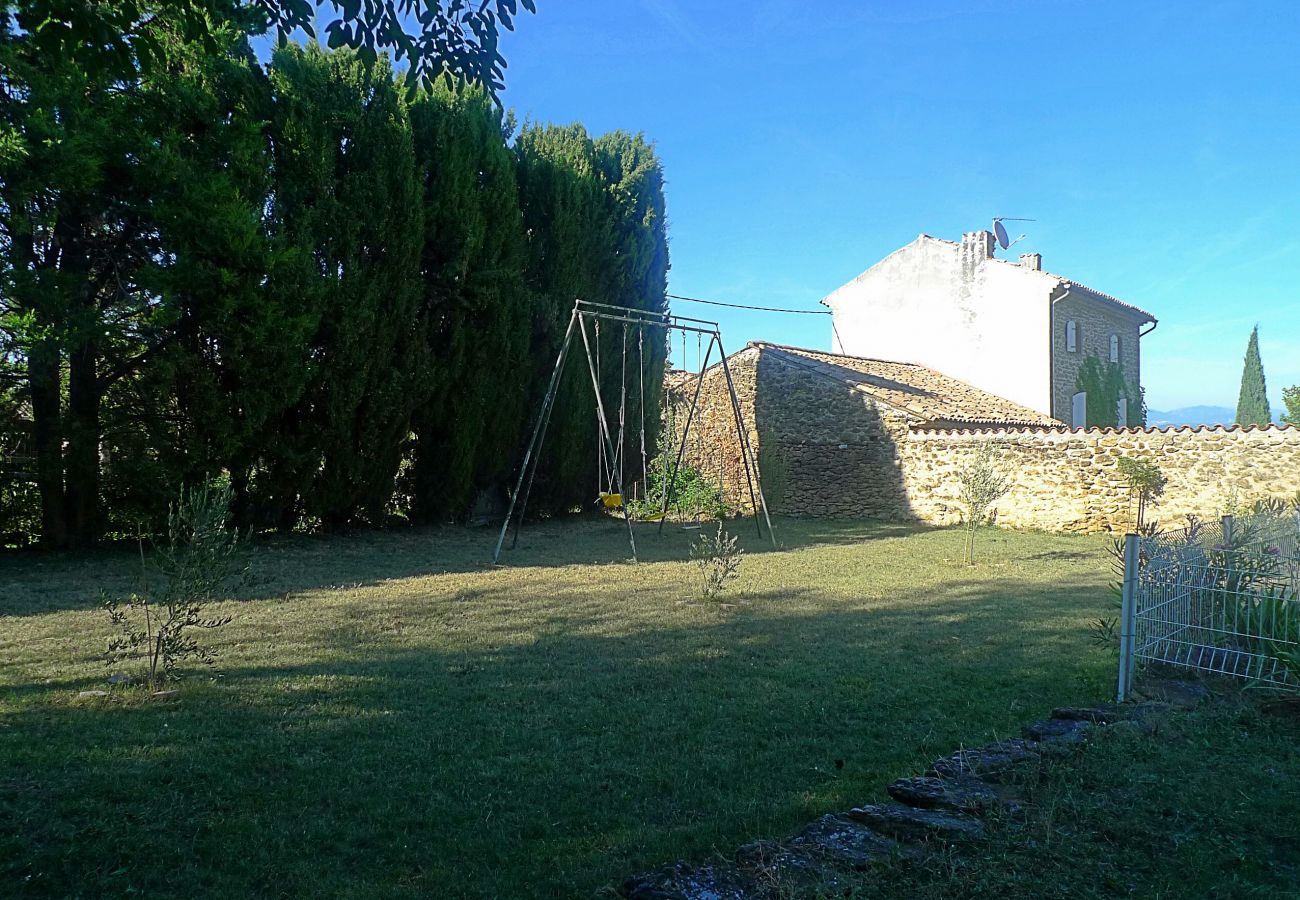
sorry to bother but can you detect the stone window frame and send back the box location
[1066,319,1079,353]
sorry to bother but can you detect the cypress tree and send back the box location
[118,25,286,533]
[263,46,423,527]
[1235,325,1271,426]
[406,84,529,522]
[514,123,618,514]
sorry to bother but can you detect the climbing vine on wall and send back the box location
[1076,354,1144,428]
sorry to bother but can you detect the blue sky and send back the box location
[494,0,1300,412]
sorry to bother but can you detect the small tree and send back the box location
[956,444,1012,566]
[1281,385,1300,427]
[690,521,744,600]
[1116,456,1166,529]
[104,483,249,690]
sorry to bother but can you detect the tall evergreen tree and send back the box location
[406,85,529,522]
[0,9,182,546]
[262,45,424,528]
[1235,325,1272,426]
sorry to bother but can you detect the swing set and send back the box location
[492,299,775,563]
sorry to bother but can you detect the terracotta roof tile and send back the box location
[1054,279,1157,324]
[751,343,1063,429]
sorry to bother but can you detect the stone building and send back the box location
[820,231,1157,426]
[673,342,1300,532]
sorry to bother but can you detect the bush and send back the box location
[103,483,249,690]
[690,522,743,601]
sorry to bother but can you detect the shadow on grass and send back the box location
[1,516,934,616]
[0,580,1114,898]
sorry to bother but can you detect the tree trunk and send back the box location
[64,334,102,547]
[28,336,66,549]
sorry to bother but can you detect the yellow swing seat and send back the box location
[598,492,623,509]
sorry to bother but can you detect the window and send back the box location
[1072,391,1087,428]
[1066,320,1078,353]
[1116,397,1128,428]
[1109,334,1120,363]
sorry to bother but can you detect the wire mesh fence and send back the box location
[1117,509,1300,701]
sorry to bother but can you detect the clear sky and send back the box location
[495,0,1300,412]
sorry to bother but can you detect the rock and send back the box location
[845,803,983,842]
[1022,718,1091,746]
[735,840,842,895]
[621,862,762,900]
[782,814,903,870]
[106,674,132,685]
[887,775,1020,814]
[1050,705,1125,723]
[1134,678,1211,709]
[928,739,1041,782]
[149,690,180,700]
[1107,718,1157,738]
[77,690,109,699]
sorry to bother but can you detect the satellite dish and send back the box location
[993,219,1010,249]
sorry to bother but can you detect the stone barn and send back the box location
[672,342,1300,532]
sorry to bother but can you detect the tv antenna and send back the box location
[992,217,1035,250]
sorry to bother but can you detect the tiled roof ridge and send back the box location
[749,340,929,370]
[752,342,1061,428]
[910,422,1298,436]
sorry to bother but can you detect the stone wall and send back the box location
[1050,293,1143,424]
[668,349,763,513]
[675,345,1300,532]
[902,425,1300,532]
[751,351,914,518]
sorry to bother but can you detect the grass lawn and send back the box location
[1,516,1286,898]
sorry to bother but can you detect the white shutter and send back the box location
[1067,320,1078,353]
[1117,397,1128,427]
[1072,391,1087,428]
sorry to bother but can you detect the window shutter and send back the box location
[1072,391,1087,428]
[1067,320,1078,353]
[1117,397,1128,427]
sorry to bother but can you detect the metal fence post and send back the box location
[1117,532,1140,703]
[1221,514,1234,548]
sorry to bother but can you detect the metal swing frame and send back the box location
[492,299,775,563]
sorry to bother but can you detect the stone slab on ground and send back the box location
[621,862,762,900]
[735,813,920,895]
[1022,717,1092,746]
[1133,678,1212,709]
[928,738,1041,782]
[782,814,904,870]
[887,774,1023,815]
[846,803,983,842]
[735,839,845,896]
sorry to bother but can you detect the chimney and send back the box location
[1019,252,1042,271]
[959,230,995,265]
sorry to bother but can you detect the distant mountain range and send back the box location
[1146,405,1285,427]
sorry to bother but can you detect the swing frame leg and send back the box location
[718,337,776,546]
[494,309,578,564]
[657,335,715,534]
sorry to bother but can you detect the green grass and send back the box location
[0,517,1284,898]
[858,692,1300,899]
